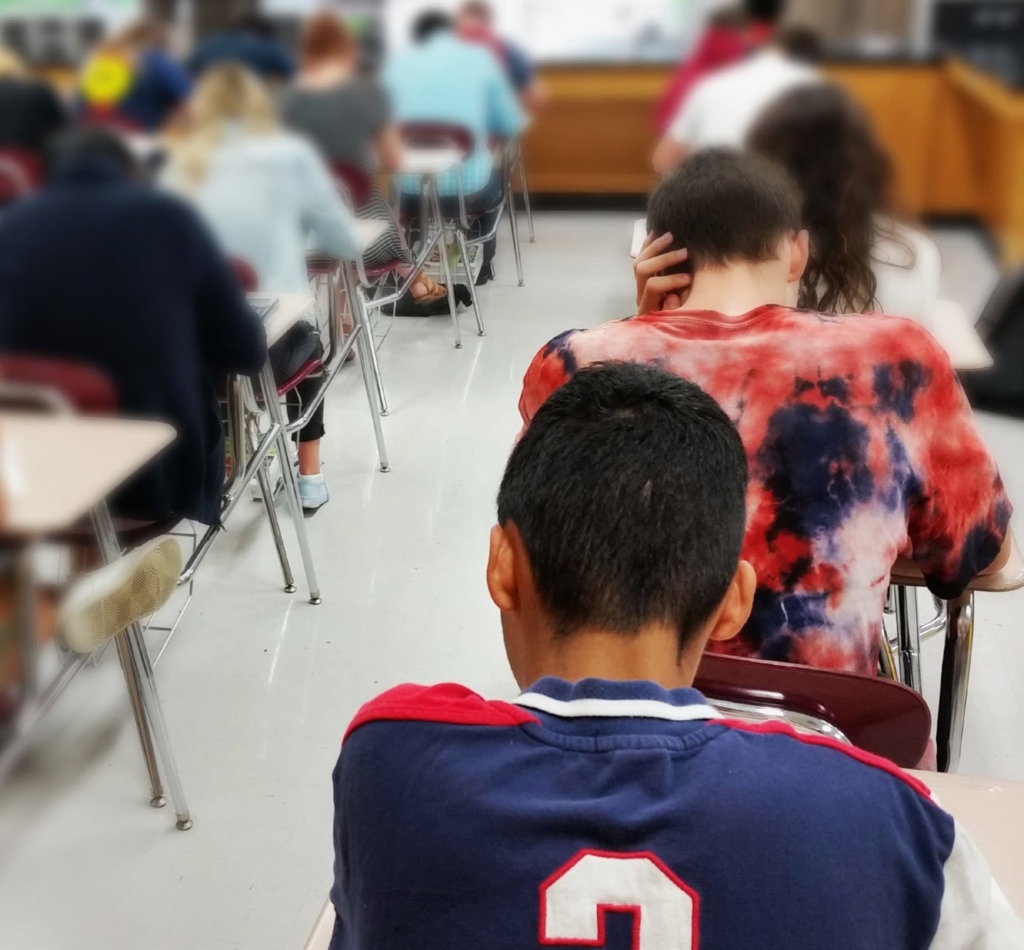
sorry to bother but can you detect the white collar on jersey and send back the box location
[513,692,722,723]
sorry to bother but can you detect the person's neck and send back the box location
[672,263,790,318]
[536,626,705,692]
[298,61,355,88]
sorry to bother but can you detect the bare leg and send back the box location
[298,438,321,477]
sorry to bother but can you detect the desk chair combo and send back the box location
[397,123,526,334]
[0,359,193,829]
[228,260,390,607]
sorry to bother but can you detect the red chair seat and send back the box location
[276,358,322,397]
[364,259,407,279]
[695,652,931,768]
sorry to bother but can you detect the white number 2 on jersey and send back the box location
[540,850,699,949]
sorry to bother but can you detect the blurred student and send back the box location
[332,362,1024,950]
[0,128,266,526]
[189,14,295,82]
[749,82,941,326]
[521,149,1012,677]
[281,11,462,316]
[77,19,191,132]
[164,65,361,513]
[652,26,821,172]
[384,10,525,286]
[455,1,543,114]
[0,47,68,184]
[654,0,787,134]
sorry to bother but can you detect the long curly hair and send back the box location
[747,83,904,313]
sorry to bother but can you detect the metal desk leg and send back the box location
[123,620,192,829]
[429,183,462,349]
[350,315,391,473]
[259,362,322,605]
[454,230,485,337]
[92,504,192,827]
[114,632,165,808]
[507,185,525,287]
[345,273,389,417]
[893,584,923,693]
[937,591,974,774]
[257,460,296,594]
[518,152,536,243]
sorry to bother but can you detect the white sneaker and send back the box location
[57,537,183,655]
[298,473,330,512]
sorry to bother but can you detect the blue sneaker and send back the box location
[298,473,330,513]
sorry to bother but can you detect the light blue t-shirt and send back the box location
[383,31,525,196]
[163,128,361,295]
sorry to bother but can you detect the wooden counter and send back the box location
[525,58,1024,266]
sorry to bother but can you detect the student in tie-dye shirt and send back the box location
[519,149,1012,676]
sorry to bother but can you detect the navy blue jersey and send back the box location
[331,678,1022,949]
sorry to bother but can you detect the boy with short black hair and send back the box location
[521,148,1011,677]
[332,363,1021,949]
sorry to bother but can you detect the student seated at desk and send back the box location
[332,363,1024,949]
[520,149,1012,677]
[164,64,362,513]
[383,10,525,286]
[281,11,464,318]
[748,82,942,327]
[77,19,191,133]
[0,47,68,185]
[0,128,265,527]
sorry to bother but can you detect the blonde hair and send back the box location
[0,46,27,79]
[174,64,278,186]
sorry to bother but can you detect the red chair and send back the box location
[400,122,474,154]
[0,148,42,203]
[695,653,932,768]
[0,356,116,414]
[0,356,178,550]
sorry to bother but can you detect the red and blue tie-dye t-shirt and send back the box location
[519,305,1012,676]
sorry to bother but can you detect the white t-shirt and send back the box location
[669,50,821,150]
[871,219,942,331]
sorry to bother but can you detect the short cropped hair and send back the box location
[744,0,787,23]
[498,363,748,651]
[45,128,137,179]
[647,147,802,272]
[412,11,453,43]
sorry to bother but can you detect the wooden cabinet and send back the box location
[526,58,1024,265]
[821,64,941,216]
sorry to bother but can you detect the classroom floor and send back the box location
[0,213,1020,950]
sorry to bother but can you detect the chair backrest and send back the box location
[400,122,474,155]
[695,653,931,768]
[0,356,118,415]
[0,148,42,203]
[230,258,259,293]
[330,161,373,210]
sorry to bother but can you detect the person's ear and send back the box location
[486,524,519,613]
[788,229,810,283]
[707,560,756,643]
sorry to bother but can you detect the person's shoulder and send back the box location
[708,719,948,820]
[343,683,539,745]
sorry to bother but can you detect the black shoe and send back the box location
[454,285,474,309]
[393,288,452,317]
[474,261,495,287]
